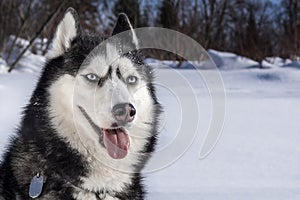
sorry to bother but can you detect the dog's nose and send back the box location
[112,103,136,124]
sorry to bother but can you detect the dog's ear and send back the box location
[112,13,139,49]
[48,8,81,58]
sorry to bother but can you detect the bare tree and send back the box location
[8,1,66,72]
[276,0,300,59]
[0,0,20,56]
[6,0,33,63]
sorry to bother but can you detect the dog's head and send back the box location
[44,8,160,164]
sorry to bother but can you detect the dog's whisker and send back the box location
[142,121,154,125]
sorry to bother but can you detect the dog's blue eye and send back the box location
[85,73,99,82]
[127,76,138,85]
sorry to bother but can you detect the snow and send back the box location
[265,57,293,67]
[1,48,300,199]
[208,49,259,69]
[282,61,300,69]
[0,58,8,74]
[3,36,46,73]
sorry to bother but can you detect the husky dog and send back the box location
[0,8,161,200]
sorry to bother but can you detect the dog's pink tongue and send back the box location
[103,129,130,159]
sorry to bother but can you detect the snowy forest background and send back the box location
[1,0,300,71]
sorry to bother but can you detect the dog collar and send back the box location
[29,172,116,199]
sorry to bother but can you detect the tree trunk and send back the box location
[6,0,33,63]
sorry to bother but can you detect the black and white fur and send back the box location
[0,8,160,200]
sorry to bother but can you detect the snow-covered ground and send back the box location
[1,48,300,199]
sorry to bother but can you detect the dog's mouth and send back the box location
[77,106,130,159]
[101,127,130,159]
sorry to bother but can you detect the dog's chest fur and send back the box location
[74,191,119,200]
[79,155,132,194]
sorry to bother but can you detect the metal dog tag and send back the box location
[29,174,44,198]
